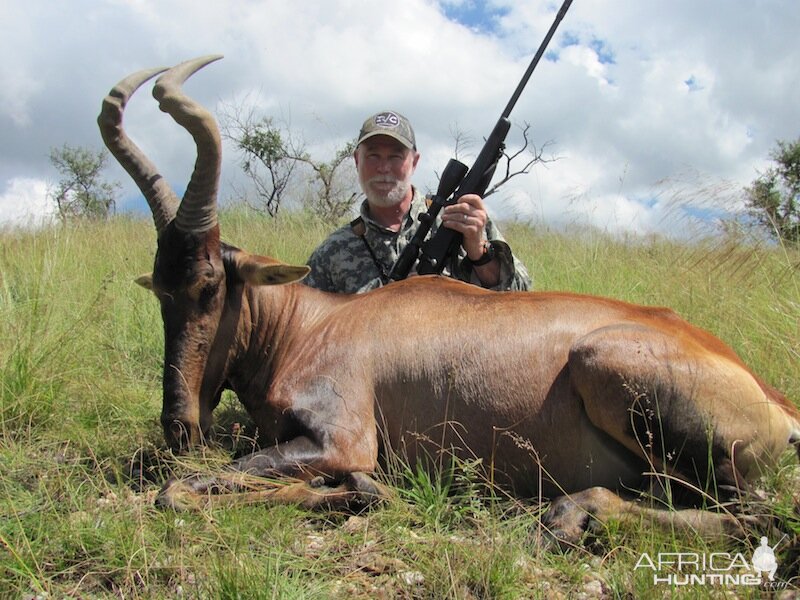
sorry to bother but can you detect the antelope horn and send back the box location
[153,55,224,234]
[98,65,178,236]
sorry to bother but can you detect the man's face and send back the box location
[355,136,420,207]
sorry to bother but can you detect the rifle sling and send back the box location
[350,216,391,283]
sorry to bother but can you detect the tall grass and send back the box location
[0,211,797,597]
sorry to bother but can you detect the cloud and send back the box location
[1,0,797,238]
[0,178,53,228]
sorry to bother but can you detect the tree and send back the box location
[219,103,358,221]
[745,137,800,244]
[219,102,299,217]
[48,144,119,222]
[294,140,359,222]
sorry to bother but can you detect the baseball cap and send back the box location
[356,111,416,150]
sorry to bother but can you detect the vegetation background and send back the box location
[0,211,798,598]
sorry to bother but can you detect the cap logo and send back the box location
[374,112,400,128]
[357,110,415,149]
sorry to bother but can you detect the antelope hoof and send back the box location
[155,477,205,511]
[540,496,596,550]
[345,471,390,506]
[537,487,624,550]
[155,473,239,510]
[295,472,390,510]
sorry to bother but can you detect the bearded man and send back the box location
[304,111,531,293]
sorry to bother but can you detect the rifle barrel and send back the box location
[501,0,573,119]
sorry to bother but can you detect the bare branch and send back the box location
[440,121,557,199]
[449,123,475,163]
[484,122,557,198]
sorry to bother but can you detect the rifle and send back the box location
[387,0,573,280]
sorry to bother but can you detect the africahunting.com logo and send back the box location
[634,536,788,590]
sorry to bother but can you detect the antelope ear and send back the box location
[135,273,154,291]
[235,251,311,285]
[234,252,310,286]
[245,264,311,286]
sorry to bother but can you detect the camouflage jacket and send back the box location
[304,189,532,294]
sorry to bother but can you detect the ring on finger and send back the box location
[463,213,469,222]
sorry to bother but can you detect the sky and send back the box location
[1,0,798,238]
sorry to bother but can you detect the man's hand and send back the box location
[441,194,500,287]
[441,193,489,260]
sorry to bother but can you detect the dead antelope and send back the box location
[99,55,800,543]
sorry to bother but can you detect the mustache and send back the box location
[367,176,400,185]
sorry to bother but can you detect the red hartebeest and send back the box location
[99,56,800,542]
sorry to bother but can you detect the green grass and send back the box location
[0,210,798,597]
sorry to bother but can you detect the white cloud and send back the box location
[561,44,613,88]
[0,1,797,237]
[0,178,53,228]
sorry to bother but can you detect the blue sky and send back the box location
[1,0,798,238]
[440,0,510,34]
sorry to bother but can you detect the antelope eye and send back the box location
[198,282,218,306]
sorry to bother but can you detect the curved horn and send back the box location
[153,55,224,234]
[98,66,178,236]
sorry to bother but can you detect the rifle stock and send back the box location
[387,0,572,281]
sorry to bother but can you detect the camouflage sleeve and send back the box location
[455,218,532,291]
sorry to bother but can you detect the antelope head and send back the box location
[99,56,308,452]
[98,56,229,450]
